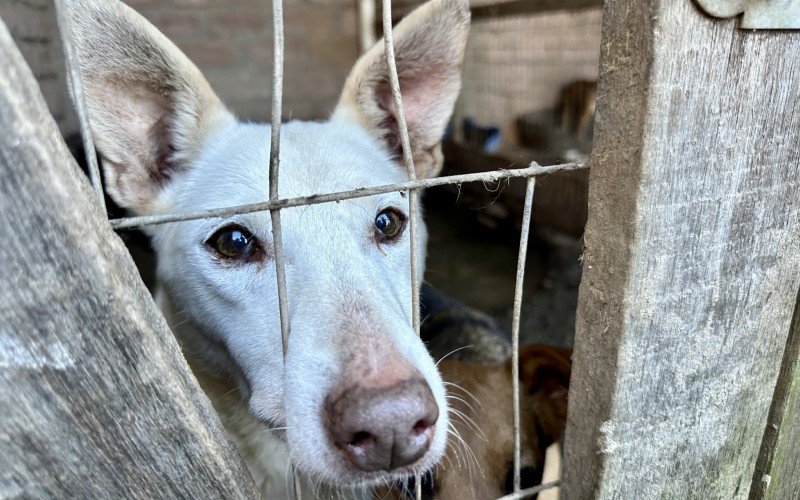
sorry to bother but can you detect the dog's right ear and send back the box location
[333,0,470,179]
[64,0,234,213]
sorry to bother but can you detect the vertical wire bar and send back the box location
[511,176,536,494]
[269,0,289,358]
[54,0,107,215]
[381,0,420,341]
[380,2,422,498]
[267,0,300,498]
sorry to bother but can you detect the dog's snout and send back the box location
[325,378,439,472]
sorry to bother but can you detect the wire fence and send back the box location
[55,0,589,497]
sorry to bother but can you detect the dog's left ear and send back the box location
[334,0,470,179]
[517,344,572,443]
[64,0,235,214]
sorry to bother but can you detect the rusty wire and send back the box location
[380,0,422,335]
[55,0,589,495]
[497,480,561,500]
[379,0,424,493]
[54,0,106,214]
[108,162,584,230]
[511,176,536,494]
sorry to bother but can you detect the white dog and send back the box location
[65,0,469,496]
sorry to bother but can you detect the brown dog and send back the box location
[382,343,571,499]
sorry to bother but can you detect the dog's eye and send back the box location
[207,225,261,261]
[375,208,406,242]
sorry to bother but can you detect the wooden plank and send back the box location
[752,288,800,499]
[560,0,800,498]
[470,0,600,21]
[0,19,258,499]
[378,0,602,26]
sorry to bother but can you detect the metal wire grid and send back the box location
[54,0,587,497]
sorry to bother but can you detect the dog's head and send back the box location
[65,0,469,487]
[387,344,571,499]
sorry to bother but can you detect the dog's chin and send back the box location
[285,423,449,490]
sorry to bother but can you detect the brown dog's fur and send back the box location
[382,344,571,499]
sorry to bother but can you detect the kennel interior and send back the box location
[3,0,799,499]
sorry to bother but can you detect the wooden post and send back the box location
[751,289,800,499]
[561,0,800,498]
[0,19,259,498]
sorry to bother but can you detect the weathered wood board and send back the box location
[561,0,800,498]
[0,18,259,498]
[752,289,800,500]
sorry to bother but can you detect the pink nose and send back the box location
[324,377,439,472]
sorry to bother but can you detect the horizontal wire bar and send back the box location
[109,161,586,230]
[496,480,560,500]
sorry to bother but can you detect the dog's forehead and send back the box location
[183,119,405,208]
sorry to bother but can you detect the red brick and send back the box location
[244,40,276,68]
[302,35,359,68]
[141,10,205,40]
[210,9,269,37]
[283,5,339,36]
[124,0,161,7]
[338,7,358,38]
[307,0,355,7]
[178,40,240,68]
[172,0,227,7]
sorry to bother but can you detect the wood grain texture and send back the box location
[753,288,800,500]
[0,19,259,499]
[561,0,800,498]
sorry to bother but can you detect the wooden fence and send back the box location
[0,0,798,498]
[561,0,800,498]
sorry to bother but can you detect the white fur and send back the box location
[65,0,469,495]
[155,121,449,491]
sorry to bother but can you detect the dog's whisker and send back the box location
[447,404,486,437]
[454,433,479,483]
[442,448,455,472]
[167,317,193,330]
[435,344,474,366]
[443,381,483,409]
[447,407,487,442]
[448,419,483,480]
[445,392,480,416]
[446,424,466,471]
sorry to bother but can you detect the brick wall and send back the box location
[128,0,360,121]
[1,0,77,133]
[2,0,599,139]
[455,7,602,147]
[1,0,360,133]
